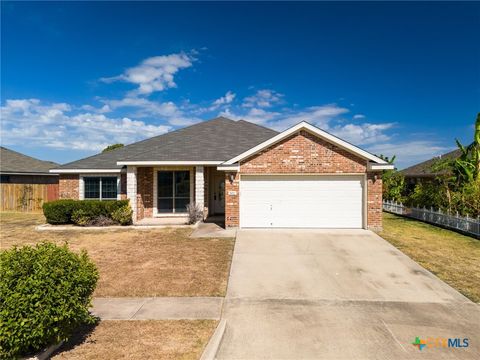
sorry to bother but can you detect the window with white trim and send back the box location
[84,177,117,200]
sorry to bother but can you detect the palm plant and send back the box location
[454,113,480,183]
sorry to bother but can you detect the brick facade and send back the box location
[367,172,383,230]
[225,172,240,227]
[224,131,383,230]
[59,174,79,199]
[136,167,154,220]
[241,130,366,174]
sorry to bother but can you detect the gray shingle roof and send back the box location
[55,117,279,170]
[400,149,461,177]
[0,147,59,174]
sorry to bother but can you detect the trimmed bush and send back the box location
[110,205,133,226]
[42,200,77,224]
[0,243,98,359]
[71,209,92,226]
[43,200,130,225]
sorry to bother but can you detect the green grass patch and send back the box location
[379,212,480,303]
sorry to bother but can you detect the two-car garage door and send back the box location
[239,175,364,228]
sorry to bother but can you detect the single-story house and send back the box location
[0,146,59,211]
[50,117,393,229]
[400,149,460,187]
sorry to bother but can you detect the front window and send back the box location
[157,170,190,213]
[84,177,117,200]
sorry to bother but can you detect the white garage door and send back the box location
[240,175,364,228]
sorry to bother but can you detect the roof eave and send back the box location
[49,168,123,174]
[116,161,224,166]
[0,171,58,176]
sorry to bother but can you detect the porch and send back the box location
[127,165,227,226]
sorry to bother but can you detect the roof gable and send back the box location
[223,122,389,165]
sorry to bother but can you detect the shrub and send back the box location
[42,200,77,224]
[186,202,203,225]
[43,200,130,225]
[71,209,92,226]
[0,243,98,359]
[111,205,133,225]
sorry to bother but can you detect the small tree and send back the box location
[376,154,405,203]
[454,113,480,183]
[102,143,124,153]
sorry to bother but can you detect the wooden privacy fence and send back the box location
[0,183,59,212]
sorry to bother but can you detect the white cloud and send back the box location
[81,104,111,113]
[353,114,365,119]
[366,141,453,169]
[1,99,171,151]
[220,107,280,125]
[212,91,236,107]
[331,123,394,145]
[270,104,349,130]
[100,53,194,96]
[219,102,396,147]
[243,89,283,108]
[101,96,200,126]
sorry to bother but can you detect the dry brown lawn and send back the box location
[51,320,217,360]
[379,212,480,303]
[0,212,234,297]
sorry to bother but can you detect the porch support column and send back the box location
[126,166,137,222]
[195,166,205,214]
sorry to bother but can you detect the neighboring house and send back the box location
[50,117,393,229]
[0,146,59,211]
[400,149,461,187]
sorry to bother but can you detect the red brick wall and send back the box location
[367,172,383,230]
[225,172,239,227]
[240,130,366,174]
[59,174,79,199]
[224,131,383,229]
[136,167,153,220]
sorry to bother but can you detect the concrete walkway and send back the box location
[190,221,236,238]
[91,297,223,320]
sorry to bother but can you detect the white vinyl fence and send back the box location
[383,200,480,238]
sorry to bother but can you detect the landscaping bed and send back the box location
[379,212,480,302]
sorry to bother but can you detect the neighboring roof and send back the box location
[53,117,279,170]
[0,147,58,175]
[400,149,461,177]
[223,121,391,166]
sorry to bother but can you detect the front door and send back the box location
[213,174,225,214]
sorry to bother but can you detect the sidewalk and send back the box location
[91,297,223,320]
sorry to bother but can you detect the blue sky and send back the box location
[1,2,479,169]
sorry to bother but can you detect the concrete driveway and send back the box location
[217,229,480,359]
